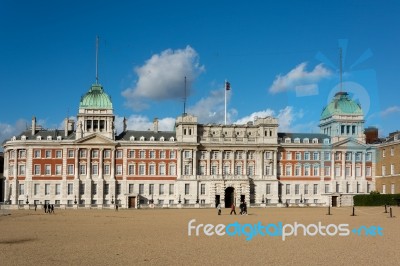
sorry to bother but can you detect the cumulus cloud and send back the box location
[187,88,231,124]
[114,115,176,134]
[122,46,205,110]
[234,110,275,125]
[269,62,331,94]
[0,119,28,147]
[232,106,307,132]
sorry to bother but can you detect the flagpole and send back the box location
[224,80,227,125]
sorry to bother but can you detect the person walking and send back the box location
[51,204,54,214]
[34,203,37,211]
[239,202,244,215]
[230,203,236,215]
[217,203,221,215]
[44,203,47,213]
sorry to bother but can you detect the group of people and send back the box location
[216,201,248,215]
[43,203,55,214]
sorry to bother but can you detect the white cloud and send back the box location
[122,46,205,111]
[269,62,331,94]
[380,106,400,117]
[114,115,176,134]
[0,119,28,147]
[234,110,275,125]
[187,89,229,124]
[232,106,308,132]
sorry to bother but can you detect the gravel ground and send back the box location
[0,206,398,266]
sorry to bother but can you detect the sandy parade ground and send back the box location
[1,206,399,266]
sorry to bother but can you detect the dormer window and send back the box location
[169,137,175,141]
[130,136,135,141]
[150,136,155,141]
[303,138,309,144]
[160,136,165,141]
[285,138,291,143]
[140,136,145,141]
[312,138,318,144]
[21,135,26,141]
[323,138,330,144]
[36,136,42,140]
[47,136,52,140]
[294,138,300,143]
[57,136,62,141]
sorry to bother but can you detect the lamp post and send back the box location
[26,195,29,205]
[74,195,77,205]
[111,195,114,204]
[178,194,181,204]
[262,194,265,204]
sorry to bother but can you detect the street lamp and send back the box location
[26,195,29,205]
[74,195,77,205]
[178,194,181,204]
[261,194,265,204]
[111,195,114,204]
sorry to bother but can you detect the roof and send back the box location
[116,130,176,141]
[321,92,363,120]
[278,132,330,143]
[79,84,113,109]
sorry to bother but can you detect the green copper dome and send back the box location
[321,92,363,120]
[79,84,113,109]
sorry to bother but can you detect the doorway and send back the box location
[128,196,136,208]
[224,187,235,208]
[332,196,338,207]
[215,195,220,208]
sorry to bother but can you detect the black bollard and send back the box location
[327,205,331,215]
[384,204,388,213]
[390,207,393,218]
[351,206,356,216]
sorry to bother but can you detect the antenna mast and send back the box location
[95,36,99,84]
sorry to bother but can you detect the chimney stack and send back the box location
[64,118,68,137]
[123,117,127,132]
[153,118,159,133]
[31,116,36,136]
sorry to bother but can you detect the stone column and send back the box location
[351,151,356,179]
[244,150,248,176]
[219,150,223,176]
[99,148,103,179]
[111,148,115,180]
[341,151,345,180]
[192,149,197,177]
[362,152,366,180]
[177,149,182,178]
[87,148,92,179]
[273,150,277,177]
[331,151,335,179]
[74,148,79,180]
[206,149,211,176]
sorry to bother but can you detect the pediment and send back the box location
[74,133,116,145]
[332,137,368,149]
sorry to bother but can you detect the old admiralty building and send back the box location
[2,81,377,208]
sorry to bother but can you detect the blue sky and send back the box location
[1,0,399,145]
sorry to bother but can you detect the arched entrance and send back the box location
[224,187,235,208]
